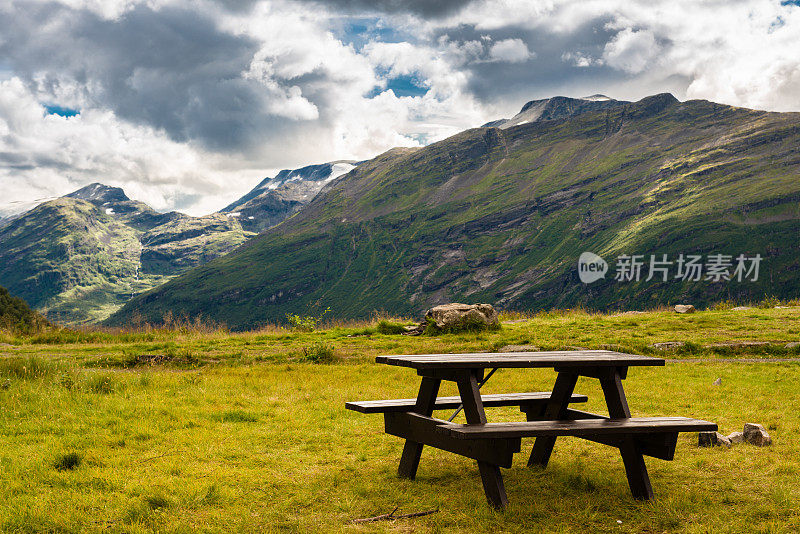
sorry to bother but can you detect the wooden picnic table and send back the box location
[346,350,716,509]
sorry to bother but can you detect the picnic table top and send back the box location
[375,350,664,370]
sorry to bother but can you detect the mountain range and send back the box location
[0,161,358,324]
[105,93,800,330]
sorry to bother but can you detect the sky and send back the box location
[1,0,799,217]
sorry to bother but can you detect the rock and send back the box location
[420,303,500,334]
[651,341,686,350]
[498,344,541,352]
[712,377,722,386]
[785,342,800,349]
[775,306,790,309]
[731,306,751,311]
[743,423,772,446]
[727,431,744,444]
[617,311,646,316]
[699,431,731,448]
[674,304,696,314]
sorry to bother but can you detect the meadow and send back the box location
[1,306,799,533]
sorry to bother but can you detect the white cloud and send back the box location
[489,38,534,63]
[3,0,800,220]
[602,28,659,73]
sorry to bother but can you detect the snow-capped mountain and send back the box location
[222,160,360,232]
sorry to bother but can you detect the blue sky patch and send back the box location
[44,104,80,118]
[368,74,429,98]
[336,16,408,51]
[780,0,800,6]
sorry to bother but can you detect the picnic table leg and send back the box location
[527,371,579,467]
[456,371,509,510]
[601,368,654,500]
[397,377,441,479]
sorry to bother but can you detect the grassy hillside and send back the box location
[0,286,49,332]
[109,94,800,330]
[1,307,799,532]
[0,191,250,325]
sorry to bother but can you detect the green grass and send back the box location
[1,307,799,532]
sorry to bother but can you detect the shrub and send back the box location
[53,451,82,471]
[285,307,330,332]
[299,342,338,364]
[376,320,407,335]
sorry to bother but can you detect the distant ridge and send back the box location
[109,93,800,329]
[221,160,360,232]
[484,94,628,129]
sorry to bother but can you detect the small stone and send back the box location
[1,379,10,390]
[674,304,696,314]
[731,306,751,311]
[699,431,715,447]
[775,306,790,309]
[785,342,800,349]
[651,341,686,350]
[699,431,730,447]
[712,377,722,386]
[743,423,772,446]
[727,431,744,444]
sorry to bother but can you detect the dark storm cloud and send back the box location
[0,2,295,150]
[290,0,473,17]
[435,21,627,105]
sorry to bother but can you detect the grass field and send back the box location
[1,307,799,532]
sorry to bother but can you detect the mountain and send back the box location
[0,184,252,324]
[107,93,800,330]
[221,161,359,232]
[0,285,49,332]
[482,94,628,128]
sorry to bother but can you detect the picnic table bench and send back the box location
[346,350,716,509]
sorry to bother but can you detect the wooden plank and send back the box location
[346,392,589,413]
[397,377,440,479]
[375,351,664,370]
[439,417,718,439]
[384,412,520,468]
[456,370,508,509]
[599,368,653,500]
[528,371,578,467]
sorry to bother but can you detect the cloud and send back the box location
[489,39,534,63]
[2,0,800,219]
[602,28,659,73]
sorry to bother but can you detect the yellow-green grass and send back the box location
[1,307,799,532]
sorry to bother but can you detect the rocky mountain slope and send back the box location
[0,184,252,324]
[221,161,359,232]
[108,93,800,330]
[483,94,628,128]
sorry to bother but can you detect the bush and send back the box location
[285,307,330,332]
[376,320,407,335]
[299,342,338,364]
[53,451,82,471]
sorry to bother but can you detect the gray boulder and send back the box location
[425,303,499,332]
[727,431,744,444]
[699,431,731,448]
[674,304,696,314]
[743,423,773,446]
